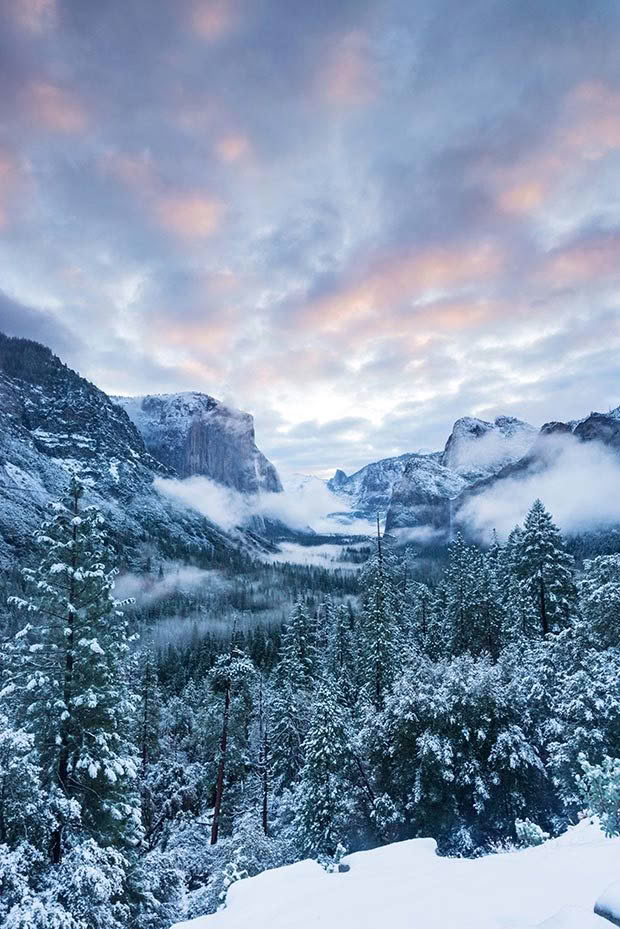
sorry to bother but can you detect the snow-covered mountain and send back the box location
[384,415,538,536]
[0,333,272,567]
[173,818,619,929]
[114,392,282,495]
[326,453,420,520]
[441,415,538,480]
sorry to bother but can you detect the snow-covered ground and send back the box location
[173,819,620,929]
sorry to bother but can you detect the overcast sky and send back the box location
[1,0,619,479]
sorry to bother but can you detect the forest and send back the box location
[1,479,620,928]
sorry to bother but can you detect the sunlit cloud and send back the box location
[11,0,56,33]
[299,242,505,332]
[539,232,620,285]
[215,134,251,163]
[190,0,237,41]
[24,82,87,133]
[154,193,223,239]
[317,31,377,106]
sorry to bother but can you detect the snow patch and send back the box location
[172,819,618,929]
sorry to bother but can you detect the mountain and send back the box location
[455,406,620,525]
[115,392,282,495]
[441,415,538,480]
[329,417,538,530]
[0,333,271,568]
[327,453,419,520]
[384,454,468,533]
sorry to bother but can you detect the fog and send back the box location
[154,474,376,537]
[459,433,620,541]
[448,423,536,475]
[114,563,228,605]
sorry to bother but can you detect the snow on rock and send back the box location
[441,415,537,481]
[595,879,620,926]
[327,453,423,521]
[172,820,618,929]
[115,392,282,495]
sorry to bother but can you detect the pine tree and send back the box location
[443,533,483,655]
[293,677,351,858]
[516,500,575,635]
[209,646,255,845]
[359,533,400,706]
[280,598,317,690]
[4,478,141,863]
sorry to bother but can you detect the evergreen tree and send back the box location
[576,553,620,647]
[280,599,316,691]
[359,536,400,706]
[5,478,140,863]
[516,500,575,635]
[293,677,351,858]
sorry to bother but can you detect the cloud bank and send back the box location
[154,473,375,536]
[459,434,620,540]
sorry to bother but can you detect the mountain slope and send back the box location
[115,392,282,495]
[0,333,266,567]
[327,453,419,519]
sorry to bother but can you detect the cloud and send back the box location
[154,473,376,537]
[2,0,620,480]
[114,563,223,605]
[154,193,223,239]
[459,433,620,541]
[25,81,87,132]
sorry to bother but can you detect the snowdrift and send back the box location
[172,819,620,929]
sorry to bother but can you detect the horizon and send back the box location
[1,1,619,477]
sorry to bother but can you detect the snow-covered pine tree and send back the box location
[442,532,484,655]
[4,477,141,863]
[280,598,317,691]
[576,553,620,648]
[209,645,256,845]
[516,500,575,636]
[358,533,400,706]
[293,676,351,859]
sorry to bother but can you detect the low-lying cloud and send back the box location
[114,563,225,605]
[459,433,620,540]
[154,473,376,537]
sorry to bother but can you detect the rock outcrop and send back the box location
[115,393,283,495]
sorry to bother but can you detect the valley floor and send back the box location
[173,819,620,929]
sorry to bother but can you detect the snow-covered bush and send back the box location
[515,818,550,847]
[577,754,620,836]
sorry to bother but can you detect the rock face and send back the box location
[0,333,264,567]
[383,416,537,535]
[385,455,467,532]
[327,453,418,520]
[441,415,537,481]
[115,393,283,495]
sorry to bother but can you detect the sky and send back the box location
[1,0,620,480]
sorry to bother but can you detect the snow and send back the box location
[595,879,620,925]
[172,820,619,929]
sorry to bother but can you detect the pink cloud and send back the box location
[11,0,56,32]
[299,242,505,333]
[25,82,87,133]
[215,133,251,163]
[540,233,620,285]
[317,31,377,107]
[190,0,237,41]
[489,81,620,217]
[155,193,223,239]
